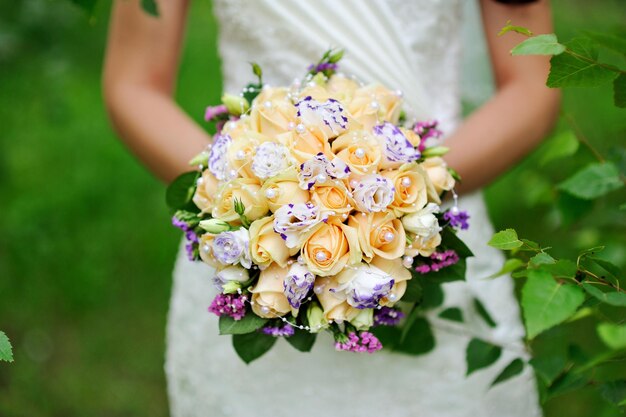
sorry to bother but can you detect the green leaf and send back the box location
[512,34,566,56]
[440,227,473,258]
[474,298,497,328]
[232,332,276,364]
[615,73,626,108]
[0,331,14,363]
[519,239,542,252]
[251,62,263,82]
[70,0,98,14]
[403,276,423,303]
[219,314,267,335]
[599,380,626,405]
[530,355,567,385]
[499,21,533,37]
[558,162,624,200]
[597,322,626,350]
[557,193,594,227]
[489,229,523,250]
[587,257,624,282]
[547,38,619,88]
[423,258,466,283]
[521,269,585,339]
[491,358,525,387]
[439,307,463,323]
[396,312,435,355]
[583,31,626,55]
[529,252,556,267]
[466,338,502,376]
[539,130,579,166]
[166,171,199,211]
[285,329,316,352]
[583,284,626,307]
[371,325,402,350]
[487,258,525,279]
[420,281,444,308]
[548,372,589,399]
[541,259,578,279]
[141,0,159,16]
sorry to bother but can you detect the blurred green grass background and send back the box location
[0,0,624,416]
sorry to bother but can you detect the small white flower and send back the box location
[208,134,233,181]
[402,203,441,238]
[251,142,290,179]
[373,122,419,169]
[273,202,323,248]
[334,263,394,309]
[211,229,252,268]
[295,96,348,136]
[213,265,250,291]
[352,174,395,212]
[298,153,350,190]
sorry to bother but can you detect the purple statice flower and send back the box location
[373,122,420,166]
[261,323,296,337]
[283,264,315,308]
[443,209,470,230]
[413,120,443,152]
[307,62,339,73]
[335,332,383,353]
[204,104,229,121]
[373,307,405,327]
[414,250,460,274]
[208,293,247,321]
[172,216,190,232]
[184,230,199,261]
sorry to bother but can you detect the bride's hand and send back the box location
[445,0,561,194]
[103,0,209,182]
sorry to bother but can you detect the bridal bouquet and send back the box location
[167,50,472,363]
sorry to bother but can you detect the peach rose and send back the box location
[248,216,293,268]
[249,87,297,137]
[326,74,360,104]
[381,163,434,215]
[198,233,218,267]
[348,83,402,129]
[331,130,382,175]
[212,178,268,223]
[301,219,361,277]
[226,131,272,179]
[314,276,360,323]
[249,263,292,318]
[276,129,333,164]
[260,168,310,212]
[421,157,455,195]
[348,211,406,262]
[310,180,354,218]
[370,257,412,306]
[192,170,220,214]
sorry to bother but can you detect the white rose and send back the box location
[334,262,394,309]
[401,203,441,238]
[251,142,291,179]
[211,229,252,268]
[213,265,250,292]
[295,96,349,138]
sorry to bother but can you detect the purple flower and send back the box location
[211,229,252,268]
[261,323,296,337]
[172,216,190,232]
[208,134,233,180]
[283,264,315,309]
[298,153,350,190]
[307,62,339,73]
[208,293,247,321]
[374,307,405,326]
[373,122,420,168]
[334,263,394,309]
[335,331,383,353]
[414,250,460,274]
[295,96,348,137]
[443,209,470,230]
[413,120,443,151]
[204,104,228,121]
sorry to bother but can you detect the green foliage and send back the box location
[488,228,523,250]
[614,73,626,108]
[582,283,626,307]
[547,38,619,88]
[538,130,579,166]
[597,323,626,350]
[166,171,199,211]
[558,162,624,200]
[285,329,317,352]
[488,258,525,278]
[466,338,502,376]
[498,20,533,37]
[395,310,435,355]
[522,269,585,339]
[474,298,497,328]
[0,332,13,363]
[232,332,277,364]
[218,314,267,335]
[491,358,525,387]
[141,0,158,16]
[511,34,566,56]
[438,307,463,323]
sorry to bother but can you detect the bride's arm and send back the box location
[445,0,560,193]
[103,0,209,183]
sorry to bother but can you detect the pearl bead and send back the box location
[401,177,412,187]
[265,189,277,199]
[402,256,414,268]
[235,150,246,160]
[383,231,395,242]
[388,293,398,302]
[260,306,270,314]
[395,89,403,97]
[229,169,238,178]
[316,173,327,183]
[349,180,358,188]
[297,255,305,264]
[287,121,296,130]
[354,148,366,158]
[450,206,460,215]
[296,124,306,134]
[315,251,328,262]
[313,285,324,294]
[370,101,380,110]
[196,177,204,186]
[263,101,272,109]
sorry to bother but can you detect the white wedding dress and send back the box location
[166,1,542,416]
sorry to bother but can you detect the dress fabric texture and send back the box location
[166,1,542,416]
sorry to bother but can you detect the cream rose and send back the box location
[326,74,360,104]
[348,211,406,262]
[260,168,310,213]
[370,257,412,306]
[348,83,402,129]
[301,219,361,277]
[248,216,292,268]
[276,129,332,164]
[314,276,360,323]
[192,170,220,214]
[225,130,271,179]
[249,263,292,318]
[212,178,268,223]
[310,180,354,217]
[421,157,455,195]
[403,203,442,257]
[249,87,297,137]
[332,130,382,175]
[381,163,434,215]
[333,262,394,309]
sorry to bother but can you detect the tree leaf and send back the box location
[547,38,618,88]
[539,130,579,166]
[587,257,624,282]
[558,162,624,200]
[583,284,626,307]
[285,329,317,352]
[491,358,525,387]
[423,258,467,283]
[547,372,589,399]
[219,314,267,335]
[141,0,159,16]
[541,259,577,279]
[166,171,199,211]
[583,31,626,55]
[0,331,13,363]
[70,0,98,14]
[474,298,497,328]
[487,258,525,279]
[466,338,502,375]
[439,307,464,322]
[529,252,556,267]
[615,73,626,108]
[597,322,626,350]
[557,193,594,227]
[512,34,565,56]
[599,380,626,405]
[522,269,585,339]
[440,227,473,258]
[396,312,435,355]
[499,21,533,37]
[403,276,423,303]
[232,332,276,364]
[530,355,567,386]
[371,326,402,350]
[420,280,444,308]
[489,229,523,250]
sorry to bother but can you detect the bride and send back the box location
[103,0,560,416]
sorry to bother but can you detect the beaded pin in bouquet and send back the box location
[167,50,473,363]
